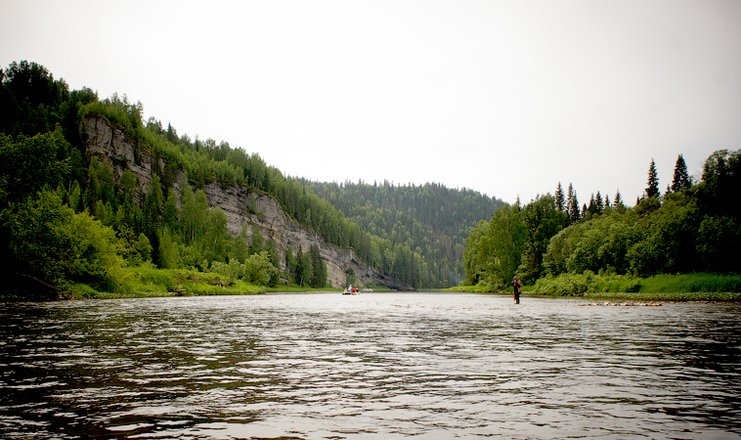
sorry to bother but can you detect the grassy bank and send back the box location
[65,266,265,299]
[450,272,741,302]
[1,266,397,300]
[58,267,395,299]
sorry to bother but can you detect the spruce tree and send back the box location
[645,159,660,199]
[587,194,598,218]
[614,190,623,208]
[567,184,580,223]
[555,182,565,212]
[309,243,327,288]
[671,154,691,192]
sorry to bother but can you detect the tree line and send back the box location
[306,180,503,287]
[4,61,500,295]
[0,61,370,297]
[464,151,740,289]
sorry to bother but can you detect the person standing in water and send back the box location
[511,276,522,304]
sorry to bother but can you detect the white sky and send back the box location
[2,0,740,205]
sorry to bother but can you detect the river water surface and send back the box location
[1,293,739,439]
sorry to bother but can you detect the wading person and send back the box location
[511,276,522,304]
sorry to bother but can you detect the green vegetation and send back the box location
[2,60,737,301]
[66,266,264,299]
[462,147,741,299]
[0,61,344,299]
[306,180,503,287]
[2,60,503,299]
[450,272,741,301]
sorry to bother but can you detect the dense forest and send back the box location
[463,151,741,292]
[0,61,303,296]
[2,61,486,298]
[4,61,736,299]
[306,180,503,287]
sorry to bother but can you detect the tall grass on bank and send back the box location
[531,272,640,296]
[452,272,741,301]
[531,272,741,301]
[67,266,264,299]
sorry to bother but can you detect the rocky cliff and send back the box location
[83,115,396,289]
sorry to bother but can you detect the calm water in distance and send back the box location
[0,293,739,439]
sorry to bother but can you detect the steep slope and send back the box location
[83,115,397,289]
[306,180,504,286]
[1,61,502,292]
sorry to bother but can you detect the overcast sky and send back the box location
[3,0,740,204]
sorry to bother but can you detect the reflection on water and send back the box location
[1,293,739,439]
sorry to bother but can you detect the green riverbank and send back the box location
[1,265,396,301]
[449,272,741,302]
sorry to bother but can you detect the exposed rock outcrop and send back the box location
[83,115,391,289]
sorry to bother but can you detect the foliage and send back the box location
[243,251,279,286]
[532,272,641,296]
[671,154,691,192]
[638,273,741,294]
[0,61,71,136]
[79,94,144,142]
[464,152,741,294]
[532,272,741,297]
[627,192,700,275]
[696,215,741,273]
[0,130,72,205]
[517,194,567,283]
[3,190,129,297]
[0,61,311,296]
[119,265,263,298]
[645,158,660,199]
[64,209,130,291]
[544,210,642,276]
[4,190,76,294]
[2,61,739,299]
[306,180,503,287]
[463,204,526,289]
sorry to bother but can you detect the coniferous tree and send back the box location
[250,226,264,254]
[309,243,327,288]
[671,154,691,192]
[294,247,313,287]
[645,159,660,199]
[555,182,565,212]
[143,174,164,238]
[587,194,598,218]
[567,184,580,223]
[614,190,623,208]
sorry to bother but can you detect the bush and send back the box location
[533,273,590,296]
[640,273,741,293]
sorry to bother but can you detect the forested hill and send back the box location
[306,180,504,287]
[463,150,741,293]
[0,60,506,297]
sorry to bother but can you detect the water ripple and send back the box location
[1,293,739,439]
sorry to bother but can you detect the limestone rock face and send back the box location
[82,115,387,289]
[83,116,159,193]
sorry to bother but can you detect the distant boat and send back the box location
[342,286,359,295]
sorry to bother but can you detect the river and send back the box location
[0,293,739,439]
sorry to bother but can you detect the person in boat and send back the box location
[511,276,522,304]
